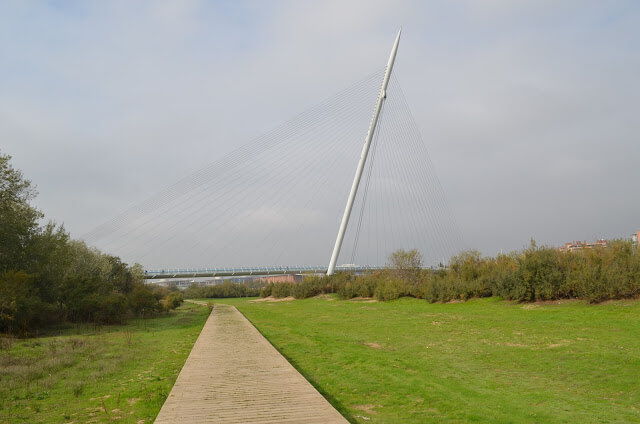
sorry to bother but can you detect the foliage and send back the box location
[260,273,357,299]
[388,248,422,284]
[0,270,54,334]
[267,282,295,298]
[165,291,184,310]
[129,284,162,317]
[183,281,262,299]
[265,244,640,304]
[373,276,405,301]
[291,275,330,299]
[0,152,162,335]
[0,153,43,272]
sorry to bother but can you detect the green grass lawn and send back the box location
[213,296,640,424]
[0,302,210,424]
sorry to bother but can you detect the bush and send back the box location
[165,291,184,310]
[129,284,162,317]
[0,270,55,335]
[292,276,325,299]
[270,282,294,298]
[185,281,261,299]
[374,277,405,301]
[94,293,129,324]
[259,283,272,298]
[336,274,377,299]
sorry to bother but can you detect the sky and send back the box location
[1,0,639,266]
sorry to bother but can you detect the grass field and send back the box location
[0,302,210,424]
[213,296,640,423]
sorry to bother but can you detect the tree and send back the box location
[388,248,423,270]
[0,152,165,333]
[26,222,72,310]
[0,153,43,271]
[449,250,483,281]
[129,284,161,316]
[0,270,54,335]
[388,248,423,283]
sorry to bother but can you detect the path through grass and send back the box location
[0,302,209,423]
[215,296,640,423]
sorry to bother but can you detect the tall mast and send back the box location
[327,29,402,275]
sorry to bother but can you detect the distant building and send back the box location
[559,239,607,252]
[632,231,639,245]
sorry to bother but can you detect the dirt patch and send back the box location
[250,296,295,302]
[364,342,383,349]
[127,398,140,406]
[350,297,378,303]
[353,404,379,414]
[271,296,295,302]
[547,340,570,349]
[599,298,640,306]
[186,300,210,306]
[313,294,335,301]
[504,342,529,348]
[536,299,581,306]
[521,299,583,308]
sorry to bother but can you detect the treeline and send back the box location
[262,241,640,303]
[183,281,262,299]
[0,153,181,336]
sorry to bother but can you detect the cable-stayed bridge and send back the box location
[82,31,463,276]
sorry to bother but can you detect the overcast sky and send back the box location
[1,1,639,265]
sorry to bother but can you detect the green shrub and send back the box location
[292,276,329,299]
[325,272,353,293]
[260,283,272,298]
[374,277,405,301]
[0,270,54,335]
[270,282,294,298]
[166,291,184,310]
[94,293,129,324]
[336,273,377,299]
[185,281,261,299]
[129,284,162,317]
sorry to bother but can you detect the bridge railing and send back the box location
[143,265,388,279]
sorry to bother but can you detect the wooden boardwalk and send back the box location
[154,303,348,424]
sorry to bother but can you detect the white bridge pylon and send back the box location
[327,29,401,275]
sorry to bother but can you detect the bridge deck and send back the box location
[154,303,348,424]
